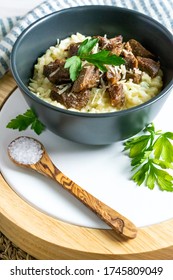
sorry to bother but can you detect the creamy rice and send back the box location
[29,33,163,113]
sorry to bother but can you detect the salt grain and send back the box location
[8,137,43,165]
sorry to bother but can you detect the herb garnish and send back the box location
[6,109,45,135]
[123,123,173,192]
[6,111,173,192]
[65,38,125,81]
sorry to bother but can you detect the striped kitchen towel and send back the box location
[0,0,172,78]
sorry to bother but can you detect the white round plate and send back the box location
[0,88,173,229]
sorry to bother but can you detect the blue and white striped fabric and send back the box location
[0,0,172,78]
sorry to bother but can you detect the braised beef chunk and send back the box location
[105,69,121,85]
[126,71,142,84]
[67,43,80,57]
[137,56,160,78]
[96,35,124,56]
[50,84,72,99]
[96,35,110,49]
[124,41,132,52]
[50,86,90,110]
[123,51,138,69]
[109,36,124,56]
[107,83,125,108]
[72,65,100,93]
[41,34,162,111]
[43,59,70,84]
[128,39,155,59]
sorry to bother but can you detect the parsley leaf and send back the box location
[155,167,173,191]
[77,38,98,56]
[153,134,173,162]
[6,109,45,135]
[65,37,125,81]
[31,118,45,135]
[124,134,151,158]
[146,164,156,190]
[124,123,173,192]
[132,162,150,186]
[64,56,82,81]
[82,50,125,72]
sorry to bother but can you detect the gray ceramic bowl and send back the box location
[10,6,173,145]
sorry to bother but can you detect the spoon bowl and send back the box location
[8,136,137,239]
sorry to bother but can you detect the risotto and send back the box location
[29,33,163,113]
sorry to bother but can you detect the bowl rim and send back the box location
[10,5,173,118]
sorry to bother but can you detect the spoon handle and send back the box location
[33,151,137,239]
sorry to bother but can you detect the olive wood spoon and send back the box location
[8,136,137,239]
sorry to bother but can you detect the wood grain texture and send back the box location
[9,142,137,239]
[1,72,173,259]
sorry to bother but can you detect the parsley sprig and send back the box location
[65,38,125,81]
[123,123,173,191]
[6,109,45,135]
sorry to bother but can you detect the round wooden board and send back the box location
[1,72,173,260]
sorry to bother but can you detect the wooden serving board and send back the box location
[1,72,173,260]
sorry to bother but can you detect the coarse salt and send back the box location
[8,137,43,165]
